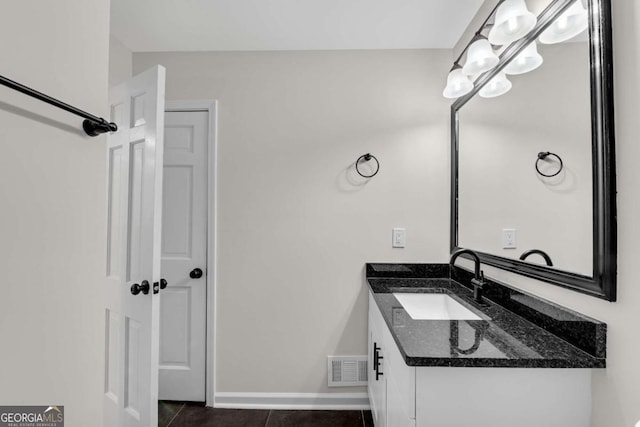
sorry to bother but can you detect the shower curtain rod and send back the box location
[0,74,118,137]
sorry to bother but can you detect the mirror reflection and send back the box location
[455,0,593,276]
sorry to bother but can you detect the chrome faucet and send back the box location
[450,248,486,303]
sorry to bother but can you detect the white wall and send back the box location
[0,1,109,426]
[456,2,640,426]
[109,36,133,86]
[134,50,452,394]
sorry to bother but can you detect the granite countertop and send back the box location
[367,264,606,368]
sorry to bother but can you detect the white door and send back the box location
[104,66,166,427]
[159,110,209,401]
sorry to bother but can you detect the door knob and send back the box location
[130,280,150,295]
[189,268,203,279]
[153,278,168,294]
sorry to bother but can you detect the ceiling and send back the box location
[110,0,485,52]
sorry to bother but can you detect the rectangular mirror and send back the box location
[450,0,616,300]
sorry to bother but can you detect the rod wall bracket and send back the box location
[83,119,118,137]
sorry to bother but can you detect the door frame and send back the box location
[165,100,218,407]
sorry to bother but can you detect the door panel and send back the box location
[107,147,125,278]
[105,309,120,402]
[162,165,193,256]
[159,110,208,402]
[124,317,142,418]
[160,287,191,366]
[104,65,165,427]
[165,126,195,152]
[127,140,145,282]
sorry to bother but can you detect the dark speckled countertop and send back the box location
[367,263,606,369]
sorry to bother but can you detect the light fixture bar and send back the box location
[451,0,577,106]
[451,0,506,67]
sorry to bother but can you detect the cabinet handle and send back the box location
[373,343,379,371]
[375,358,384,380]
[373,343,384,380]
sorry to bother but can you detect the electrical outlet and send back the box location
[392,228,406,248]
[502,229,517,249]
[392,308,405,326]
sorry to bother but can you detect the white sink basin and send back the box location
[393,293,482,320]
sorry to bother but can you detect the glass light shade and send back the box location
[539,0,588,44]
[488,0,537,45]
[462,36,500,75]
[443,67,474,98]
[503,41,544,75]
[479,72,512,98]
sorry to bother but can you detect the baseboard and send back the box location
[213,392,370,410]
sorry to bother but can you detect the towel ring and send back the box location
[355,153,380,178]
[535,152,563,178]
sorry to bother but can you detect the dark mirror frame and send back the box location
[450,0,616,301]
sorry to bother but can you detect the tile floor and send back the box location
[159,402,374,427]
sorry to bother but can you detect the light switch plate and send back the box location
[392,228,406,248]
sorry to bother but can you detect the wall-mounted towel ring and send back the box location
[355,153,380,178]
[535,151,563,177]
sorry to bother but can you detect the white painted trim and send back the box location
[165,100,218,408]
[214,393,370,410]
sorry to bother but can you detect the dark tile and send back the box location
[169,405,269,427]
[362,410,373,427]
[266,410,363,427]
[158,401,184,427]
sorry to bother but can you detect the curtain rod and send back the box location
[0,74,117,137]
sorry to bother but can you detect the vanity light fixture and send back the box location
[503,40,543,75]
[479,72,512,98]
[488,0,537,45]
[539,0,588,44]
[443,63,474,98]
[443,0,540,99]
[462,34,500,75]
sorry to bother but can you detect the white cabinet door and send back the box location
[370,291,416,427]
[383,336,415,427]
[380,318,415,422]
[104,66,166,427]
[368,295,386,427]
[387,373,416,427]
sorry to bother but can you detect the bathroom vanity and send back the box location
[366,263,606,427]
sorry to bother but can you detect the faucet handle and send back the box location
[472,271,485,287]
[471,271,486,304]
